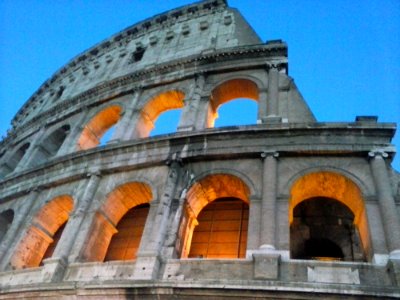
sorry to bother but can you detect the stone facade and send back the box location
[0,0,399,299]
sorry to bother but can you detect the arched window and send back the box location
[77,105,122,150]
[0,143,30,177]
[30,125,70,166]
[105,203,150,261]
[11,195,73,269]
[135,90,184,138]
[208,79,259,128]
[82,181,152,262]
[178,173,250,259]
[189,198,248,259]
[289,172,369,262]
[0,209,14,243]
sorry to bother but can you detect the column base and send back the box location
[41,257,67,282]
[132,254,161,280]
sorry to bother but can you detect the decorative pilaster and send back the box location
[14,128,45,173]
[178,75,206,131]
[369,150,400,257]
[260,151,279,250]
[109,90,142,142]
[267,66,279,117]
[0,188,41,271]
[63,171,103,263]
[133,156,182,279]
[57,108,90,155]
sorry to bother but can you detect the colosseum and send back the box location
[0,0,399,299]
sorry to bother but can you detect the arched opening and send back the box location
[178,173,250,259]
[0,143,30,177]
[208,79,259,128]
[11,195,73,269]
[0,209,14,243]
[189,197,248,258]
[291,197,362,261]
[214,99,258,127]
[135,90,184,138]
[77,105,122,150]
[104,203,150,261]
[30,125,70,166]
[150,109,182,136]
[289,172,370,261]
[82,181,152,262]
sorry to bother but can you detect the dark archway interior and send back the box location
[290,197,365,261]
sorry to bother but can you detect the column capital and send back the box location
[368,150,389,159]
[86,170,102,178]
[261,151,279,159]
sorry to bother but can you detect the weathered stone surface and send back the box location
[0,0,399,299]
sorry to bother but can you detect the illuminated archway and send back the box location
[135,90,185,137]
[178,173,250,259]
[77,105,122,150]
[11,195,73,269]
[0,209,14,243]
[30,125,70,166]
[82,181,152,262]
[208,79,259,127]
[289,172,370,261]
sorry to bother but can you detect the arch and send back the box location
[11,195,74,269]
[30,124,70,166]
[82,181,153,262]
[0,143,30,177]
[207,79,259,127]
[77,105,122,150]
[289,171,371,261]
[135,90,185,138]
[178,173,250,258]
[0,209,14,243]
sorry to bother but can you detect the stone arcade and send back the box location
[0,0,399,299]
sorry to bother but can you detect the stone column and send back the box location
[108,90,141,142]
[259,151,279,250]
[163,188,187,258]
[41,171,102,282]
[133,158,182,279]
[61,172,103,263]
[14,128,45,173]
[57,108,90,155]
[369,151,400,257]
[267,66,279,117]
[178,75,206,132]
[0,188,41,271]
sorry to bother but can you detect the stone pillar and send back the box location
[108,90,141,142]
[57,108,90,155]
[0,188,41,271]
[260,151,279,250]
[61,172,103,263]
[163,188,187,258]
[257,88,268,123]
[14,129,45,173]
[133,158,182,279]
[369,151,400,257]
[41,172,102,282]
[267,66,279,117]
[246,197,261,256]
[178,75,206,132]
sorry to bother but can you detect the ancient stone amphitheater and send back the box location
[0,0,399,299]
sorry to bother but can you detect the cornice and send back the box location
[0,123,395,200]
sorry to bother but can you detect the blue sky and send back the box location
[0,0,399,170]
